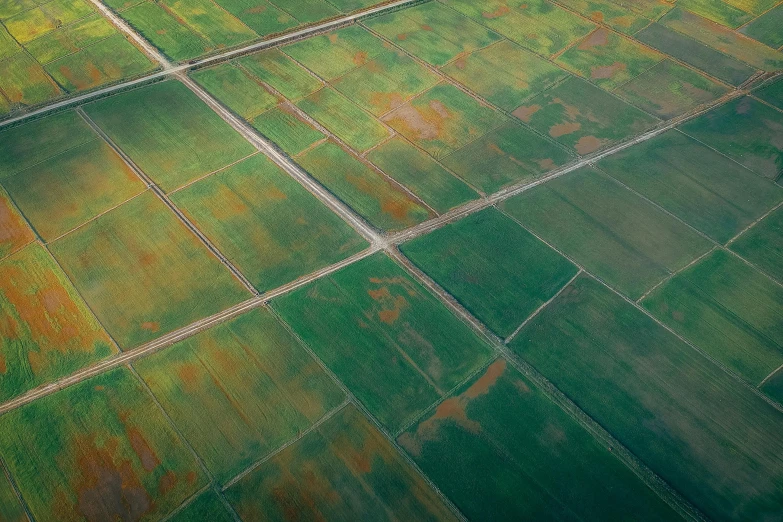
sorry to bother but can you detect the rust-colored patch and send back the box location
[158,470,177,494]
[590,11,604,22]
[464,359,506,399]
[549,121,581,137]
[353,51,368,66]
[383,99,450,142]
[512,104,541,122]
[0,353,6,374]
[367,286,409,325]
[328,33,338,44]
[590,62,626,80]
[483,5,510,18]
[368,91,405,114]
[536,158,557,170]
[140,322,160,333]
[396,32,408,41]
[574,135,603,154]
[127,426,161,472]
[156,29,167,35]
[245,4,266,14]
[578,28,609,50]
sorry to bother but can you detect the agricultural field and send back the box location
[729,204,783,282]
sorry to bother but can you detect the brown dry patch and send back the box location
[380,197,417,223]
[578,28,609,50]
[0,352,6,374]
[364,59,384,74]
[464,359,506,398]
[483,5,510,18]
[353,51,368,66]
[156,29,167,35]
[590,11,604,22]
[0,196,33,255]
[328,33,338,44]
[396,32,408,41]
[140,321,160,333]
[369,91,405,114]
[451,54,468,70]
[176,362,199,392]
[367,286,409,325]
[383,103,443,141]
[549,121,581,137]
[574,135,603,154]
[158,470,177,495]
[421,24,433,31]
[590,62,626,80]
[245,4,266,14]
[343,169,418,223]
[512,104,541,122]
[127,425,161,472]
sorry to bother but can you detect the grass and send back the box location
[400,208,578,337]
[0,367,206,521]
[237,48,322,100]
[382,83,507,158]
[730,205,783,282]
[513,76,657,155]
[297,141,432,231]
[252,104,325,156]
[120,1,209,62]
[271,253,493,431]
[224,405,458,520]
[598,130,783,243]
[0,243,116,402]
[1,138,145,241]
[500,166,712,299]
[0,185,34,259]
[134,308,345,485]
[170,154,368,292]
[509,274,783,521]
[48,191,250,349]
[679,96,783,182]
[84,80,256,193]
[367,136,478,213]
[191,62,280,120]
[399,358,682,521]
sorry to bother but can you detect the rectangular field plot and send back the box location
[500,167,712,299]
[297,141,432,232]
[635,23,756,86]
[676,0,756,27]
[0,243,115,402]
[24,14,115,64]
[0,185,34,259]
[191,62,280,120]
[119,1,210,62]
[615,59,729,119]
[441,121,573,193]
[170,154,367,292]
[740,4,783,49]
[513,76,657,155]
[0,367,206,521]
[367,137,478,213]
[272,253,493,431]
[225,405,457,520]
[252,104,325,156]
[441,40,569,112]
[296,87,390,152]
[598,130,783,243]
[0,52,61,108]
[509,274,783,522]
[730,205,783,282]
[84,81,256,192]
[363,1,501,66]
[642,249,783,386]
[382,83,507,158]
[237,48,322,101]
[2,138,145,241]
[399,358,681,521]
[679,96,783,182]
[331,49,439,116]
[49,191,250,349]
[160,0,256,48]
[134,308,344,485]
[401,208,578,337]
[555,27,663,90]
[444,0,596,57]
[216,0,297,36]
[2,0,93,44]
[169,489,233,522]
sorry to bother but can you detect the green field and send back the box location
[383,83,507,158]
[252,104,325,155]
[0,243,116,402]
[755,77,783,109]
[134,308,344,484]
[740,4,783,49]
[510,274,783,521]
[170,489,234,522]
[0,465,25,522]
[441,121,573,193]
[2,138,145,241]
[615,59,729,119]
[513,76,657,154]
[598,130,783,243]
[364,1,501,66]
[48,191,250,348]
[0,52,61,108]
[441,39,569,112]
[400,358,681,521]
[272,253,493,431]
[401,208,578,337]
[162,0,256,48]
[367,137,479,212]
[225,405,457,520]
[679,96,783,182]
[237,48,322,100]
[120,1,210,62]
[190,62,280,120]
[170,154,367,292]
[642,249,783,386]
[84,81,256,192]
[217,0,297,36]
[554,0,651,33]
[25,14,115,64]
[0,367,205,520]
[0,185,34,259]
[500,167,712,299]
[730,205,783,282]
[297,141,433,231]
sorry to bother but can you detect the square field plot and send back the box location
[509,274,783,522]
[0,186,34,259]
[191,62,280,120]
[363,1,501,67]
[615,59,729,119]
[1,138,145,241]
[170,154,367,293]
[84,80,256,192]
[642,249,783,386]
[730,205,783,282]
[400,208,578,337]
[500,167,712,299]
[0,243,115,402]
[237,49,322,101]
[441,40,569,112]
[272,253,493,431]
[0,367,205,521]
[399,358,680,521]
[679,96,783,182]
[382,83,507,158]
[513,76,657,155]
[225,405,457,520]
[134,308,344,485]
[598,130,783,243]
[49,191,250,349]
[555,28,663,90]
[297,141,433,232]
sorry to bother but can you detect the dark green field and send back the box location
[730,204,783,282]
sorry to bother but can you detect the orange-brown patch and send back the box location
[590,62,626,80]
[353,51,368,66]
[464,359,506,399]
[549,121,581,137]
[574,135,603,154]
[127,426,161,472]
[512,104,541,122]
[483,5,510,18]
[140,322,160,333]
[158,470,177,494]
[578,28,609,50]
